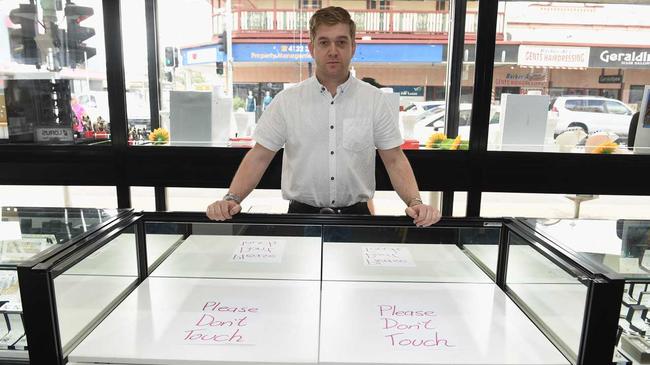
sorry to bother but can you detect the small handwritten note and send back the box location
[378,304,454,348]
[362,246,416,267]
[183,301,259,345]
[230,239,285,263]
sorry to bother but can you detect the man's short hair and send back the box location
[309,7,356,44]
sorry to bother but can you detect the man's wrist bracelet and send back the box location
[407,197,423,207]
[223,192,242,204]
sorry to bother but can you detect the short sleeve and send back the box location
[373,93,403,150]
[252,92,287,152]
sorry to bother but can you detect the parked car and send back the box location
[402,101,446,116]
[549,96,633,138]
[411,103,500,144]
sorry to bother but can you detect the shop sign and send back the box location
[232,44,443,63]
[35,127,73,143]
[590,48,650,68]
[598,75,623,84]
[518,45,589,68]
[495,71,548,87]
[182,46,225,66]
[390,86,424,97]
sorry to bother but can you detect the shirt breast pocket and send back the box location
[342,117,373,151]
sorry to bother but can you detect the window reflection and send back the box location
[153,0,475,148]
[486,2,650,153]
[1,0,109,145]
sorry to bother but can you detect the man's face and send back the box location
[309,23,356,80]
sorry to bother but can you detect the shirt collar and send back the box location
[314,73,355,96]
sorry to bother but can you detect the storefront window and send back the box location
[150,0,496,148]
[481,192,650,220]
[485,1,650,154]
[1,0,109,145]
[0,185,116,208]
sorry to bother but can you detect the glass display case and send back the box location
[12,211,627,365]
[521,218,650,365]
[0,206,128,363]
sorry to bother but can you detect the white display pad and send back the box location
[55,275,137,353]
[151,235,321,280]
[319,281,569,365]
[66,234,183,276]
[69,277,320,365]
[464,245,578,283]
[323,243,491,283]
[498,94,550,152]
[508,283,587,359]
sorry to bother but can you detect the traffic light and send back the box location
[216,61,224,75]
[164,46,178,68]
[8,3,39,66]
[216,31,228,55]
[65,2,96,68]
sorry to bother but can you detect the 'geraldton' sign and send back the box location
[590,47,650,68]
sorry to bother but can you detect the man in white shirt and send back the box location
[207,6,440,227]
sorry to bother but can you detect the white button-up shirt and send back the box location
[252,75,403,208]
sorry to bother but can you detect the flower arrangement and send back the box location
[424,132,446,148]
[425,133,468,150]
[590,140,618,154]
[148,128,170,144]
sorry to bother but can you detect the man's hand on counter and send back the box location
[405,204,441,227]
[206,200,242,221]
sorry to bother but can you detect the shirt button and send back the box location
[332,200,335,204]
[330,151,334,155]
[330,125,334,129]
[331,177,335,181]
[330,101,334,105]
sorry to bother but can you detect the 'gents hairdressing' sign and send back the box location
[590,47,650,68]
[518,45,589,68]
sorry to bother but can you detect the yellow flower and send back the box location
[425,132,446,148]
[591,141,618,154]
[449,135,462,150]
[149,128,170,143]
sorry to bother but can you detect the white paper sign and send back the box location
[183,300,260,346]
[362,246,416,267]
[377,304,455,349]
[230,239,285,263]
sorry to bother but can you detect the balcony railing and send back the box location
[220,9,504,35]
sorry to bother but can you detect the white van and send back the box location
[550,96,634,138]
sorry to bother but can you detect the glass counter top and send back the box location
[523,217,650,278]
[0,206,124,265]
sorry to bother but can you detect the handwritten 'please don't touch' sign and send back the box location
[362,246,416,267]
[378,304,455,348]
[231,239,285,263]
[183,301,260,345]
